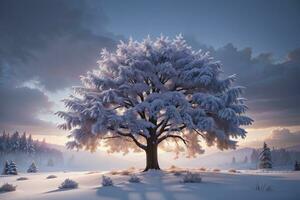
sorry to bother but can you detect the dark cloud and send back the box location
[0,0,118,132]
[0,86,53,128]
[0,0,117,90]
[186,36,300,128]
[265,128,300,148]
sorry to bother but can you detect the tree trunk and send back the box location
[144,142,160,171]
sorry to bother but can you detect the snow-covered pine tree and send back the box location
[2,161,9,175]
[47,158,54,167]
[259,142,272,169]
[27,162,38,173]
[232,156,236,165]
[7,161,18,175]
[294,161,300,171]
[57,35,253,171]
[250,149,259,164]
[243,156,248,163]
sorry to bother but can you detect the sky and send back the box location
[1,0,300,154]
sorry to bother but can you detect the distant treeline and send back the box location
[0,131,63,169]
[250,147,300,167]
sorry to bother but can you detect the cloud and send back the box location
[0,0,118,134]
[0,85,55,131]
[265,128,300,148]
[0,0,117,91]
[186,36,300,128]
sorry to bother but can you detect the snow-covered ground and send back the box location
[0,169,299,200]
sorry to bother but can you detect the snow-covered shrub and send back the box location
[213,168,220,172]
[102,175,113,186]
[17,177,28,181]
[183,172,202,183]
[255,183,272,191]
[110,171,118,175]
[59,178,78,189]
[0,183,16,193]
[47,175,57,179]
[174,171,182,176]
[228,169,238,173]
[27,162,38,173]
[199,167,206,171]
[128,174,141,183]
[121,170,131,176]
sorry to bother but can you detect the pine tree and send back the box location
[250,149,259,164]
[259,142,272,169]
[295,161,300,171]
[27,161,38,173]
[2,160,9,175]
[57,35,253,171]
[7,161,18,175]
[243,156,248,164]
[47,158,54,167]
[232,156,236,165]
[20,132,28,152]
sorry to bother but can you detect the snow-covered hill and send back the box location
[0,169,299,200]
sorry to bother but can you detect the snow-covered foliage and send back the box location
[0,183,16,193]
[2,160,9,175]
[5,161,18,175]
[259,143,272,169]
[182,171,202,183]
[102,175,113,186]
[128,174,141,183]
[0,131,63,168]
[57,35,252,158]
[47,175,57,179]
[295,161,300,171]
[59,178,78,189]
[27,162,38,173]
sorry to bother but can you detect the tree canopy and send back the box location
[57,35,253,169]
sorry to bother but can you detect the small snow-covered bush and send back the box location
[59,178,78,189]
[110,170,118,175]
[183,172,202,183]
[128,174,141,183]
[17,177,28,181]
[102,175,113,186]
[213,168,220,172]
[121,170,131,176]
[228,169,238,173]
[47,175,57,179]
[255,183,272,191]
[174,171,182,176]
[0,183,16,193]
[199,167,206,171]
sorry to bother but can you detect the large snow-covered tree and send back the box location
[57,35,253,171]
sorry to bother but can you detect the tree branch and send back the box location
[158,134,188,145]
